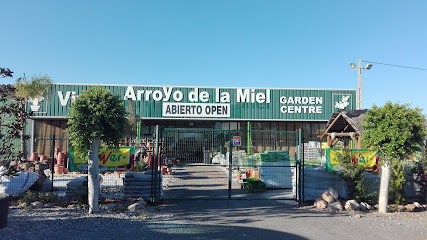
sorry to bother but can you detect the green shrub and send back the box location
[389,161,406,204]
[336,149,376,204]
[18,190,57,205]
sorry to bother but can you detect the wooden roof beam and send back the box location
[323,132,359,137]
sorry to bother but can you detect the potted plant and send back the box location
[0,193,9,229]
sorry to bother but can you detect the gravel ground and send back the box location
[1,200,426,240]
[1,204,177,240]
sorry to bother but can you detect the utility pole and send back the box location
[357,60,363,110]
[350,60,372,110]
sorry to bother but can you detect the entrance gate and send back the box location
[156,128,303,203]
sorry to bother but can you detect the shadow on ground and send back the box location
[1,205,309,240]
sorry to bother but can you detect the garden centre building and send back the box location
[27,83,356,160]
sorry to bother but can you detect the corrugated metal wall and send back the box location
[32,84,356,121]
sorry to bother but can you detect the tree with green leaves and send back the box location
[14,75,52,160]
[0,67,20,164]
[125,99,138,146]
[0,67,13,78]
[361,102,426,213]
[67,86,128,213]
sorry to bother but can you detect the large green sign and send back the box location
[31,84,356,121]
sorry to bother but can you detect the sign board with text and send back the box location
[32,84,356,121]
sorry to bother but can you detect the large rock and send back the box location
[115,203,126,212]
[0,172,39,196]
[413,202,424,210]
[328,188,339,202]
[360,202,371,211]
[65,176,88,199]
[345,200,360,211]
[322,191,335,203]
[100,203,116,211]
[32,162,49,189]
[314,199,328,209]
[128,202,143,211]
[65,175,103,199]
[404,204,417,212]
[405,202,424,212]
[328,201,343,212]
[397,205,406,212]
[18,162,35,172]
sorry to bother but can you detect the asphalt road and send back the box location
[154,199,427,240]
[2,199,426,240]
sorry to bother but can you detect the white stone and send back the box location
[328,201,343,212]
[31,201,44,208]
[345,200,360,211]
[413,202,423,208]
[128,202,143,211]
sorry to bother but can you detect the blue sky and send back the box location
[2,1,427,113]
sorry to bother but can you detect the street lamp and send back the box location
[349,60,373,110]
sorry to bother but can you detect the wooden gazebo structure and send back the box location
[320,110,367,149]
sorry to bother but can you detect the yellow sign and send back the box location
[321,142,328,149]
[329,149,377,167]
[73,147,131,167]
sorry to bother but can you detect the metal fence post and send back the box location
[300,128,305,204]
[228,131,232,206]
[297,129,302,206]
[50,134,55,194]
[151,125,160,204]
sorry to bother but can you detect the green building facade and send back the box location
[28,83,356,156]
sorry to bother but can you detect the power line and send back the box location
[363,61,427,71]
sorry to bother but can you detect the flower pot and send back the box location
[0,196,9,229]
[40,155,48,164]
[54,165,64,174]
[30,152,39,161]
[54,147,61,157]
[161,166,168,175]
[57,152,65,165]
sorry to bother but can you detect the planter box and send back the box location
[0,196,10,229]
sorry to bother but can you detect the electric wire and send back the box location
[363,61,427,71]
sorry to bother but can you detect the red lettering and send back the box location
[99,152,112,164]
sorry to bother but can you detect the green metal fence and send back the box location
[160,128,302,203]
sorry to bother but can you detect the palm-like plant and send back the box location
[14,75,52,160]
